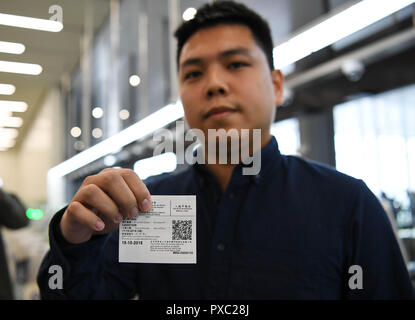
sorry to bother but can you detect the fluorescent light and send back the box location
[0,128,18,139]
[0,12,63,32]
[273,0,415,69]
[0,139,15,148]
[0,111,12,118]
[0,116,23,127]
[0,100,28,112]
[48,100,184,178]
[134,152,177,180]
[0,84,16,95]
[0,41,25,54]
[0,60,42,75]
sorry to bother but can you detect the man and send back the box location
[37,1,414,299]
[0,187,28,299]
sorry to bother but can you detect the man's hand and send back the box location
[60,168,152,244]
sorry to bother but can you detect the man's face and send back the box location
[178,24,284,147]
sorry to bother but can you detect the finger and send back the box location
[120,169,152,214]
[66,200,105,233]
[74,184,123,224]
[92,170,138,218]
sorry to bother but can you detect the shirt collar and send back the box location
[192,135,282,189]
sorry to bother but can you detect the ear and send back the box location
[271,70,284,106]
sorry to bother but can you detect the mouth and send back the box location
[204,106,238,120]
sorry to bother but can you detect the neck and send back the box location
[204,133,271,192]
[205,162,237,192]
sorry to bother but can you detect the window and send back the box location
[334,84,415,211]
[270,118,301,156]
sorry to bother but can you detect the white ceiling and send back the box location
[0,0,110,149]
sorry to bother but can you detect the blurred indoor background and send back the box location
[0,0,414,299]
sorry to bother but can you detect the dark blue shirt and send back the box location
[37,137,414,299]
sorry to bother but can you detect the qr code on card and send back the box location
[172,220,192,240]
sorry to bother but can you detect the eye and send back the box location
[184,71,202,80]
[228,61,248,69]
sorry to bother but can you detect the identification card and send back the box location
[119,195,196,263]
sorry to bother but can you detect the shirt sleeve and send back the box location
[344,180,415,299]
[36,208,139,299]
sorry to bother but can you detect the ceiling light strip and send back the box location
[0,127,18,139]
[0,12,63,32]
[0,41,25,54]
[0,84,16,95]
[0,116,23,127]
[0,60,42,75]
[0,100,28,112]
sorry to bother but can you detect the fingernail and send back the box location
[141,199,151,211]
[95,220,105,231]
[129,207,138,218]
[114,213,123,223]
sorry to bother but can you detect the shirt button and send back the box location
[217,243,225,251]
[229,192,235,199]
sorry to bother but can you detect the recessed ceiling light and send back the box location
[183,8,197,21]
[92,107,104,119]
[70,126,81,138]
[92,128,103,139]
[129,75,141,87]
[119,109,130,120]
[74,140,85,151]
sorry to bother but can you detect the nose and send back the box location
[205,67,228,98]
[207,87,225,97]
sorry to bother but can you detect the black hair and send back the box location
[174,0,274,72]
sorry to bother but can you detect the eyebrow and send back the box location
[180,47,253,70]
